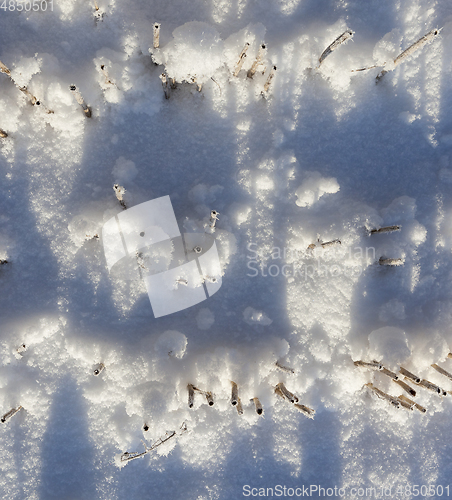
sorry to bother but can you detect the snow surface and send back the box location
[1,0,452,499]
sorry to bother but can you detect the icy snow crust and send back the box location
[1,0,452,499]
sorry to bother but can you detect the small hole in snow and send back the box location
[140,232,145,237]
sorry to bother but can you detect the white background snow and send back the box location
[1,0,452,498]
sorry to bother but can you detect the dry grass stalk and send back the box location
[319,29,354,66]
[233,42,250,77]
[205,392,214,406]
[431,363,452,382]
[376,28,441,82]
[69,85,91,117]
[121,422,187,462]
[398,394,426,413]
[159,73,170,99]
[370,225,401,235]
[396,396,414,411]
[392,379,416,397]
[275,382,298,403]
[251,397,263,415]
[419,379,447,396]
[1,59,52,112]
[188,384,196,408]
[399,367,421,384]
[17,343,27,355]
[113,184,126,209]
[1,405,23,423]
[247,44,266,78]
[209,210,219,229]
[354,360,383,371]
[381,367,399,381]
[275,361,295,374]
[231,381,239,406]
[93,362,105,376]
[321,239,341,248]
[263,66,276,93]
[294,403,315,419]
[153,23,161,49]
[365,383,400,408]
[100,65,115,85]
[379,257,404,266]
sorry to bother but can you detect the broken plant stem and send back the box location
[319,29,354,66]
[275,361,295,374]
[1,405,23,423]
[93,0,104,23]
[121,423,187,462]
[93,362,105,376]
[188,384,196,408]
[0,128,7,138]
[113,184,126,209]
[376,28,441,82]
[205,392,214,406]
[236,398,244,415]
[247,44,266,78]
[263,66,277,93]
[100,65,115,86]
[251,397,263,415]
[379,257,404,266]
[396,396,414,411]
[370,225,401,235]
[275,382,298,403]
[233,42,250,77]
[17,343,27,355]
[209,210,219,229]
[0,59,52,112]
[398,394,426,414]
[203,275,218,284]
[153,23,161,49]
[321,239,341,249]
[160,73,170,99]
[431,363,452,382]
[351,64,380,73]
[69,85,91,117]
[381,367,399,381]
[354,360,383,371]
[399,367,421,384]
[394,28,441,68]
[294,403,315,419]
[419,379,447,396]
[231,381,239,406]
[393,379,416,397]
[365,383,400,408]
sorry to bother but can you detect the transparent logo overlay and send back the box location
[102,196,222,318]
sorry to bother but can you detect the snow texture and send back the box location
[1,0,452,499]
